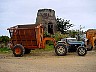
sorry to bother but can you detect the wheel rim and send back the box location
[15,48,21,54]
[57,46,65,54]
[78,48,85,55]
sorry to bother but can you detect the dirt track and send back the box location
[0,50,96,72]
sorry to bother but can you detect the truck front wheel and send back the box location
[13,44,25,57]
[77,47,87,56]
[55,44,67,56]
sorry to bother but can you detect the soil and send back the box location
[0,50,96,72]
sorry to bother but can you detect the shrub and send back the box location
[45,44,54,51]
[0,47,10,53]
[44,31,51,37]
[52,32,68,41]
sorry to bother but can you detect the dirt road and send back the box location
[0,50,96,72]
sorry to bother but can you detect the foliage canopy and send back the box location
[56,17,74,34]
[0,36,9,43]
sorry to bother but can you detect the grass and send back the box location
[44,44,54,51]
[32,44,54,52]
[0,47,11,53]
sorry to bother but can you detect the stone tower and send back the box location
[36,9,57,34]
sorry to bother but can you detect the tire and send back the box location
[55,44,67,56]
[77,46,87,56]
[24,48,31,54]
[13,44,25,57]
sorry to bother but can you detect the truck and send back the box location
[86,29,96,50]
[56,38,87,56]
[7,24,56,57]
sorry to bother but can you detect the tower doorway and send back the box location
[48,23,53,34]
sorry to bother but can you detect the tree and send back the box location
[0,36,10,43]
[68,30,78,38]
[56,17,74,34]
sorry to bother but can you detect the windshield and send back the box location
[67,39,77,42]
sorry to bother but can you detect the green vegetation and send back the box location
[0,36,10,48]
[56,17,74,34]
[0,36,11,53]
[44,31,69,42]
[68,30,78,38]
[0,36,10,43]
[44,44,54,51]
[44,31,51,37]
[0,47,11,53]
[53,32,68,41]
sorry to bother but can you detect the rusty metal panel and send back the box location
[8,24,38,48]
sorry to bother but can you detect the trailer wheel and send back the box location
[77,47,87,56]
[13,44,25,57]
[24,48,31,54]
[55,44,67,56]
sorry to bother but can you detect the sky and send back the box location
[0,0,96,36]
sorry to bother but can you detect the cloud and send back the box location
[0,0,96,36]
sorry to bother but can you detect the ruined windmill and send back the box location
[36,9,57,34]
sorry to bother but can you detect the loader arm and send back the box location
[42,37,56,48]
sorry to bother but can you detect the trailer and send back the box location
[86,29,96,50]
[7,24,56,57]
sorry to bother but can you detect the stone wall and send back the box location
[36,9,57,34]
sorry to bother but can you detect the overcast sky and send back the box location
[0,0,96,36]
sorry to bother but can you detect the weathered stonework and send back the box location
[36,9,57,34]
